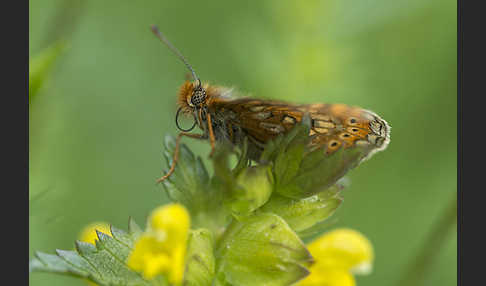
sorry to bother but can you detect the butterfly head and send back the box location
[177,80,210,113]
[189,80,207,108]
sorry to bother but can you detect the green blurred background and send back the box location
[29,0,457,285]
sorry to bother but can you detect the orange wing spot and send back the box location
[339,132,358,148]
[346,126,368,138]
[339,132,352,139]
[344,117,369,130]
[326,139,342,154]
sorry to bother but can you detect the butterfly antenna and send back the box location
[151,25,201,87]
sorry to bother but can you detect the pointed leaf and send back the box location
[96,230,132,261]
[34,252,76,273]
[30,220,150,286]
[260,192,342,233]
[110,225,133,248]
[55,249,97,276]
[291,147,367,198]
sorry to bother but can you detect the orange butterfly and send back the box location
[151,25,390,184]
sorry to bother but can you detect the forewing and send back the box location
[211,98,390,161]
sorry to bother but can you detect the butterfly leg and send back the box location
[206,112,216,157]
[156,132,204,184]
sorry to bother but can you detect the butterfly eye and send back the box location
[191,87,207,107]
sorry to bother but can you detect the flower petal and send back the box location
[307,228,373,273]
[127,204,190,284]
[149,203,190,244]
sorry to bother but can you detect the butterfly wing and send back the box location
[211,97,390,161]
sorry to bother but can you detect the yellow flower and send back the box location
[127,203,190,284]
[298,228,374,286]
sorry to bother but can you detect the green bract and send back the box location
[184,229,215,286]
[260,184,343,234]
[215,213,313,286]
[30,118,368,285]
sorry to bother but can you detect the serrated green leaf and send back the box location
[184,229,216,286]
[87,240,147,285]
[215,213,313,286]
[35,251,78,274]
[161,135,210,210]
[161,136,231,233]
[75,240,98,255]
[29,257,48,273]
[111,225,134,248]
[30,220,150,286]
[30,251,106,284]
[55,249,97,276]
[96,230,132,262]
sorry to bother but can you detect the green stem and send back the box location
[397,195,457,286]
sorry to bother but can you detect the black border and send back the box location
[460,0,486,284]
[5,0,29,284]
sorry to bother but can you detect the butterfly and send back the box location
[151,25,390,184]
